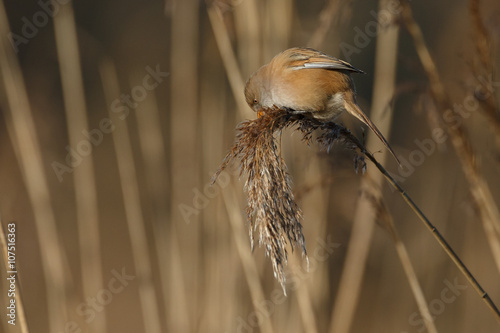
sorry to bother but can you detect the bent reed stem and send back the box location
[342,128,500,323]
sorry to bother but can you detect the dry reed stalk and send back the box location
[52,4,105,332]
[469,0,500,149]
[470,0,493,71]
[289,153,331,330]
[289,254,319,333]
[99,59,162,333]
[353,122,500,323]
[329,1,399,331]
[300,0,346,321]
[207,4,253,119]
[216,107,500,322]
[262,0,293,58]
[400,0,500,284]
[0,221,29,333]
[222,185,276,333]
[308,0,349,49]
[169,1,202,328]
[132,83,172,331]
[234,0,261,76]
[167,221,191,332]
[0,1,69,331]
[294,155,331,299]
[363,188,438,333]
[198,56,238,330]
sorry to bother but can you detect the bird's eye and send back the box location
[253,98,258,105]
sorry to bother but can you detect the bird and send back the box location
[244,47,400,164]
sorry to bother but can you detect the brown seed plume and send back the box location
[213,107,365,292]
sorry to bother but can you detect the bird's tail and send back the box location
[344,98,401,166]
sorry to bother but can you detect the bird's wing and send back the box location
[288,47,365,74]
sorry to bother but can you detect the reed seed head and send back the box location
[214,107,366,292]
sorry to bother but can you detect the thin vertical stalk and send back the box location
[469,0,500,149]
[329,0,400,331]
[0,1,69,331]
[222,185,276,333]
[308,0,348,49]
[234,0,261,76]
[390,231,438,333]
[207,5,253,119]
[52,3,105,332]
[133,77,178,332]
[290,254,319,333]
[365,190,438,333]
[169,1,201,329]
[99,59,162,333]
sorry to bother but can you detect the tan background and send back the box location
[0,0,500,332]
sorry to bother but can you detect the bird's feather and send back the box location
[286,48,365,73]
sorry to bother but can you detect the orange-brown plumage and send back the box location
[245,47,399,164]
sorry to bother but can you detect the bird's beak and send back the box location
[257,110,264,118]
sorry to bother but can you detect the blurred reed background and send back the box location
[0,0,499,332]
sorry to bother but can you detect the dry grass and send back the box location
[363,188,438,333]
[0,0,69,331]
[329,1,400,330]
[214,109,309,293]
[100,59,162,333]
[1,0,500,332]
[52,4,106,332]
[469,0,500,149]
[214,108,368,294]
